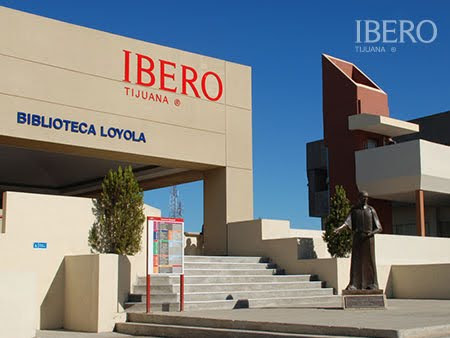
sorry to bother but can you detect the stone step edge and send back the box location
[125,301,179,306]
[130,288,333,297]
[125,312,398,338]
[179,269,285,279]
[139,275,312,280]
[183,295,340,305]
[116,322,320,337]
[184,255,267,259]
[175,273,306,276]
[138,281,322,286]
[184,262,274,265]
[183,268,280,272]
[129,291,332,299]
[126,295,339,306]
[135,279,317,287]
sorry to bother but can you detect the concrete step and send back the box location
[184,262,277,270]
[140,275,172,286]
[123,295,342,312]
[136,275,314,286]
[137,284,174,294]
[184,288,334,301]
[130,288,334,303]
[183,295,342,311]
[124,302,180,312]
[184,268,278,276]
[134,281,323,294]
[184,255,269,263]
[116,321,340,337]
[129,293,177,303]
[119,312,366,338]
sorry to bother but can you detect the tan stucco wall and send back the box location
[0,6,254,255]
[228,219,450,296]
[0,5,252,170]
[228,219,330,259]
[0,191,159,333]
[375,233,450,265]
[0,192,94,330]
[0,271,37,338]
[391,264,450,299]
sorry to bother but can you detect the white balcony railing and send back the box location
[355,139,450,201]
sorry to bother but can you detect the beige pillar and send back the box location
[416,190,426,236]
[203,62,253,255]
[203,167,253,255]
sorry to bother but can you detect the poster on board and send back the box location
[147,216,184,275]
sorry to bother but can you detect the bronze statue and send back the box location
[334,191,382,290]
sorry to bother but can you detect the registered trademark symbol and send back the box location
[391,46,397,53]
[174,99,181,106]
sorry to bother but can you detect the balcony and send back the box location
[355,139,450,203]
[349,113,419,137]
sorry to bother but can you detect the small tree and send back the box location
[88,166,145,255]
[323,185,352,258]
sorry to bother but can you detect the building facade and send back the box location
[0,6,254,255]
[307,55,450,237]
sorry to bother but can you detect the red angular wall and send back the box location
[322,55,393,233]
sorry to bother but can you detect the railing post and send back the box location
[180,274,184,311]
[146,275,151,313]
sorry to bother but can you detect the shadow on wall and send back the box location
[40,259,65,329]
[385,266,393,297]
[118,256,131,311]
[297,238,318,259]
[184,238,198,255]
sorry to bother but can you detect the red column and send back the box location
[180,274,185,311]
[416,190,426,236]
[146,275,151,313]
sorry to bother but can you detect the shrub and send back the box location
[88,166,145,255]
[322,185,352,257]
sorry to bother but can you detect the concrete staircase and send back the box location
[124,255,341,312]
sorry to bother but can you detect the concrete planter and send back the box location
[64,254,126,332]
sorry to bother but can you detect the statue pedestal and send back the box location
[342,289,386,309]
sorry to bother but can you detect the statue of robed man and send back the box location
[334,191,382,290]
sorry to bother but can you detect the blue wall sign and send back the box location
[33,242,47,249]
[17,112,147,143]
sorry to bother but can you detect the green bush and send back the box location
[322,185,352,258]
[88,166,145,255]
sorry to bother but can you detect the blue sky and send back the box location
[2,1,448,232]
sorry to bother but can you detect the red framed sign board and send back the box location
[147,216,184,275]
[146,216,185,312]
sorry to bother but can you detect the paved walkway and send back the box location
[36,331,136,338]
[36,299,450,337]
[159,299,450,331]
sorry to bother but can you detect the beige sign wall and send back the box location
[0,6,251,168]
[0,6,254,254]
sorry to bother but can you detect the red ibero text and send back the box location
[122,50,223,102]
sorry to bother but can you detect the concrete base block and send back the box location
[342,289,386,309]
